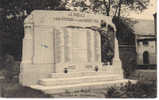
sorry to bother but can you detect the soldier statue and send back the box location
[86,20,115,65]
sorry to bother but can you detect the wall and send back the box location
[136,39,156,65]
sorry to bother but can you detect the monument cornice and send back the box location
[28,10,116,32]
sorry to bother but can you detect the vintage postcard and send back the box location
[0,0,157,98]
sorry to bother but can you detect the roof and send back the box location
[133,19,155,35]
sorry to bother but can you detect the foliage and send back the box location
[2,54,20,82]
[105,81,157,98]
[0,56,4,69]
[62,0,150,16]
[119,47,137,77]
[0,80,51,97]
[113,16,137,45]
[0,0,62,60]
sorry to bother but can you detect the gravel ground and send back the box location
[51,88,107,98]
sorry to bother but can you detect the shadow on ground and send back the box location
[0,79,51,98]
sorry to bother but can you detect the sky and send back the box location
[128,0,157,20]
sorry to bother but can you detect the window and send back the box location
[143,51,149,64]
[143,40,148,45]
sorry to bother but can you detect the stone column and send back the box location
[54,27,65,64]
[94,31,101,62]
[113,36,123,75]
[64,28,72,63]
[21,24,33,64]
[87,29,95,62]
[114,37,120,59]
[113,36,122,70]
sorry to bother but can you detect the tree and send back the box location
[61,0,150,40]
[0,0,62,60]
[61,0,149,16]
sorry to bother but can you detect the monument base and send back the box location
[19,61,124,86]
[19,63,53,86]
[20,61,127,95]
[30,79,137,95]
[29,71,136,94]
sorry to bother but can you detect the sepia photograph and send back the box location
[0,0,157,98]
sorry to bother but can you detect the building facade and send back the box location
[134,19,156,68]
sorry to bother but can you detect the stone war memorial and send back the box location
[19,10,133,94]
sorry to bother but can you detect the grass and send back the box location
[0,79,51,98]
[105,81,157,98]
[51,80,157,98]
[0,78,156,98]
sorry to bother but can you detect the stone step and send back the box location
[31,79,137,94]
[49,71,113,79]
[39,74,123,86]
